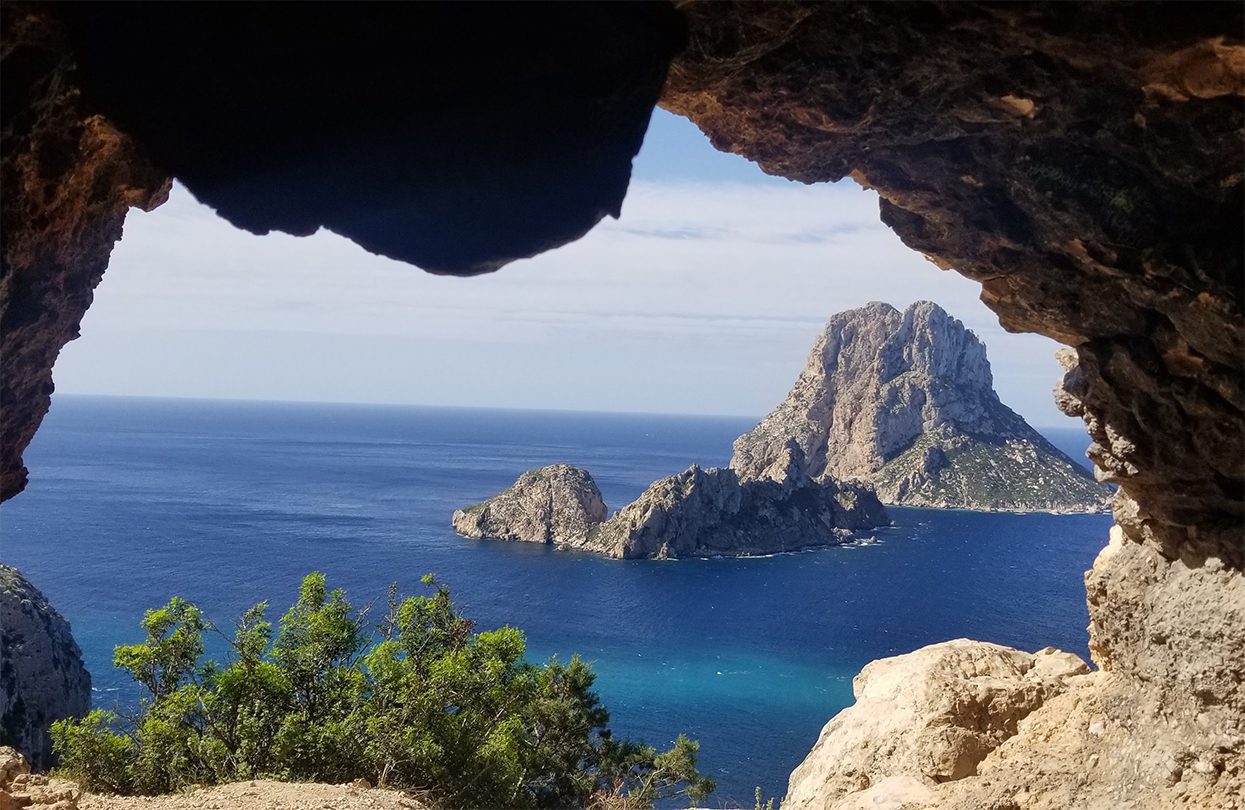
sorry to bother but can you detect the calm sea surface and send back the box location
[1,395,1110,805]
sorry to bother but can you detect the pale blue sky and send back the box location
[52,110,1076,426]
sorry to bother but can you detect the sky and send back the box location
[52,109,1076,426]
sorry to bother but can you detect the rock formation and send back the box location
[663,7,1243,807]
[453,449,888,559]
[0,566,91,772]
[0,7,169,501]
[451,464,608,546]
[784,640,1091,810]
[0,3,1241,808]
[731,301,1110,513]
[585,458,887,560]
[0,746,81,810]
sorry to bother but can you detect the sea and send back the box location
[0,395,1111,806]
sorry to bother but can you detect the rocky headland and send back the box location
[732,302,1111,513]
[0,566,91,772]
[451,450,888,559]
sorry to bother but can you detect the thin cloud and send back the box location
[57,177,1075,425]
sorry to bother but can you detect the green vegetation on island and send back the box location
[52,573,713,809]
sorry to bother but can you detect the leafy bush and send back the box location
[52,573,713,808]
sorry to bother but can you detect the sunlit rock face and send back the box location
[452,464,608,547]
[731,301,1110,513]
[663,3,1243,807]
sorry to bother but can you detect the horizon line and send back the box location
[51,390,1089,432]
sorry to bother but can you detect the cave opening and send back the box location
[2,3,1240,808]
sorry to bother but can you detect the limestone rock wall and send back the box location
[663,4,1243,806]
[0,566,91,772]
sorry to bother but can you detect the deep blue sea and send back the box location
[0,395,1110,805]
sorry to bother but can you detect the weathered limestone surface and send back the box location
[451,464,608,546]
[732,301,1110,512]
[785,640,1089,809]
[662,5,1244,807]
[0,745,82,809]
[0,567,90,772]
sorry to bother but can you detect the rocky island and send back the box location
[451,464,607,549]
[732,302,1111,513]
[452,449,888,559]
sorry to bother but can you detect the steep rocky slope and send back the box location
[453,448,887,559]
[586,453,886,560]
[732,301,1109,513]
[0,566,91,771]
[451,464,608,546]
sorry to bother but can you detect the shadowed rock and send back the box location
[0,566,90,771]
[585,459,888,560]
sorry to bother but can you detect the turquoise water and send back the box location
[0,395,1110,804]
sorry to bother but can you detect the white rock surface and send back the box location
[784,640,1089,810]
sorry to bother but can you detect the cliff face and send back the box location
[451,464,608,546]
[731,302,1110,512]
[0,566,91,771]
[663,6,1243,807]
[0,7,169,501]
[585,459,887,560]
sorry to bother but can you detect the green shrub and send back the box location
[52,572,713,809]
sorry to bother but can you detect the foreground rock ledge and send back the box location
[785,637,1244,810]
